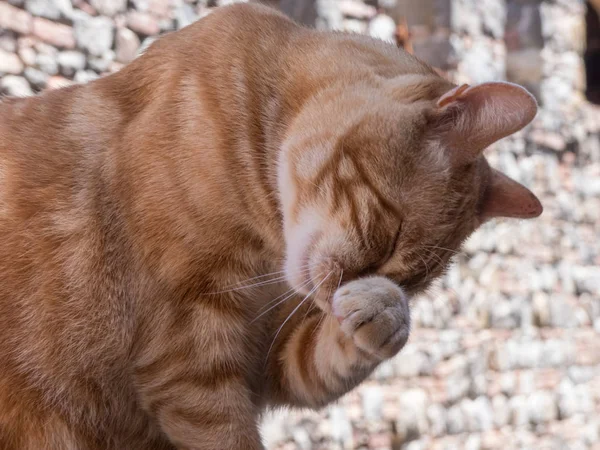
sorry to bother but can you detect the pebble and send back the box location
[0,2,33,35]
[57,50,86,77]
[0,33,18,53]
[127,11,160,36]
[25,0,58,20]
[0,75,33,96]
[88,50,115,73]
[175,2,198,29]
[90,0,127,17]
[115,27,141,63]
[361,385,384,421]
[74,13,114,57]
[0,48,25,74]
[74,69,99,84]
[23,66,48,89]
[528,390,558,424]
[369,14,396,43]
[35,52,59,75]
[31,17,76,48]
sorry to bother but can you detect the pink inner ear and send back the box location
[481,169,543,220]
[434,82,539,166]
[437,84,470,108]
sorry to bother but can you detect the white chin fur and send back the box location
[284,209,324,295]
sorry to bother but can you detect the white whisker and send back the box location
[417,253,431,278]
[424,244,461,256]
[204,265,315,295]
[251,278,314,324]
[265,271,332,363]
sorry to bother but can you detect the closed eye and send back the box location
[378,223,402,268]
[388,224,402,260]
[357,223,403,277]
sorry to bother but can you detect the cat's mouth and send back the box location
[289,256,344,314]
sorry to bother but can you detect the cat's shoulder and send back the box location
[175,1,300,43]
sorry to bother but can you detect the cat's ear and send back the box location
[433,82,538,165]
[480,168,543,220]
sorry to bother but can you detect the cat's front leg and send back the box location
[133,308,265,450]
[268,276,410,409]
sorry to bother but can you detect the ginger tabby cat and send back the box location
[0,3,542,449]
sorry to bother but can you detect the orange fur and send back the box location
[0,4,541,449]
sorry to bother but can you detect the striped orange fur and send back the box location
[0,4,541,449]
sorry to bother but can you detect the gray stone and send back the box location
[0,75,33,97]
[446,404,465,435]
[395,347,430,378]
[175,2,199,29]
[465,434,482,450]
[541,339,573,368]
[361,385,383,421]
[519,371,535,395]
[88,51,115,73]
[469,374,487,397]
[57,51,86,77]
[0,33,17,53]
[405,441,427,450]
[447,376,470,403]
[35,53,58,76]
[463,397,494,432]
[573,266,600,295]
[509,395,530,427]
[74,69,99,84]
[25,0,60,20]
[292,427,312,450]
[398,389,428,436]
[500,372,517,396]
[74,13,115,58]
[137,36,158,57]
[528,391,558,424]
[567,366,596,384]
[34,42,58,56]
[372,359,394,380]
[24,67,48,88]
[583,421,600,447]
[90,0,127,17]
[492,394,510,427]
[549,294,577,328]
[426,404,447,437]
[369,14,396,43]
[328,406,353,447]
[558,380,594,418]
[490,300,519,329]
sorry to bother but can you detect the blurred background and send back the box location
[1,0,599,449]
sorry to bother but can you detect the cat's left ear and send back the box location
[480,167,543,220]
[432,82,538,165]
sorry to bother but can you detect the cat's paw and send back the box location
[332,276,410,360]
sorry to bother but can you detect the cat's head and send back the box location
[278,80,542,310]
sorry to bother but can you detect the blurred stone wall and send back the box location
[1,1,599,449]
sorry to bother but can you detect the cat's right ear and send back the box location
[431,82,538,165]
